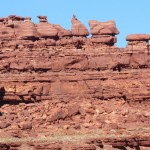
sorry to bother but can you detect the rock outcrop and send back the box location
[54,24,72,46]
[0,15,121,49]
[89,20,119,46]
[0,15,150,149]
[71,15,89,48]
[126,34,150,50]
[71,15,89,36]
[37,16,58,38]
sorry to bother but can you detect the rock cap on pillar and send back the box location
[37,16,47,22]
[71,15,89,36]
[36,15,58,38]
[89,20,119,35]
[88,20,119,45]
[126,34,150,41]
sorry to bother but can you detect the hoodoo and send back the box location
[126,34,150,50]
[71,15,89,36]
[36,16,58,38]
[89,20,119,46]
[0,15,150,149]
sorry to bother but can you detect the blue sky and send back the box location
[0,0,149,47]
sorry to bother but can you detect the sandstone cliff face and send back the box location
[0,15,150,149]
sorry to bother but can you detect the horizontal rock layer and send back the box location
[0,15,150,149]
[0,45,150,139]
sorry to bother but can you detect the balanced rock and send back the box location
[36,16,58,38]
[89,20,119,35]
[126,34,150,41]
[71,15,89,36]
[126,34,150,49]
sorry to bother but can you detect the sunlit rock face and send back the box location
[0,15,150,149]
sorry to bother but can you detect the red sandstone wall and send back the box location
[0,15,150,149]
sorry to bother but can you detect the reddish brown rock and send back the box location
[89,20,119,35]
[0,18,5,22]
[54,24,72,46]
[36,16,58,38]
[0,121,11,129]
[126,34,150,41]
[126,34,150,50]
[71,15,89,36]
[47,109,67,123]
[0,15,150,150]
[17,17,39,40]
[91,35,117,44]
[18,121,32,130]
[56,38,73,46]
[68,104,80,117]
[53,24,72,37]
[0,17,14,40]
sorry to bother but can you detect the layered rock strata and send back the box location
[0,15,150,149]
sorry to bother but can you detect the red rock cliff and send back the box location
[0,15,150,150]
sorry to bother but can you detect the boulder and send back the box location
[36,16,58,38]
[71,15,89,36]
[47,109,67,123]
[126,34,150,41]
[18,121,32,130]
[67,104,80,117]
[89,20,119,35]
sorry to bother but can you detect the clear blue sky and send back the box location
[0,0,149,47]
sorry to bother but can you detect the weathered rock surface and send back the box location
[17,17,39,40]
[71,15,89,36]
[89,20,119,46]
[54,24,72,37]
[126,34,150,41]
[126,34,150,50]
[37,16,58,38]
[0,15,150,149]
[89,20,119,35]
